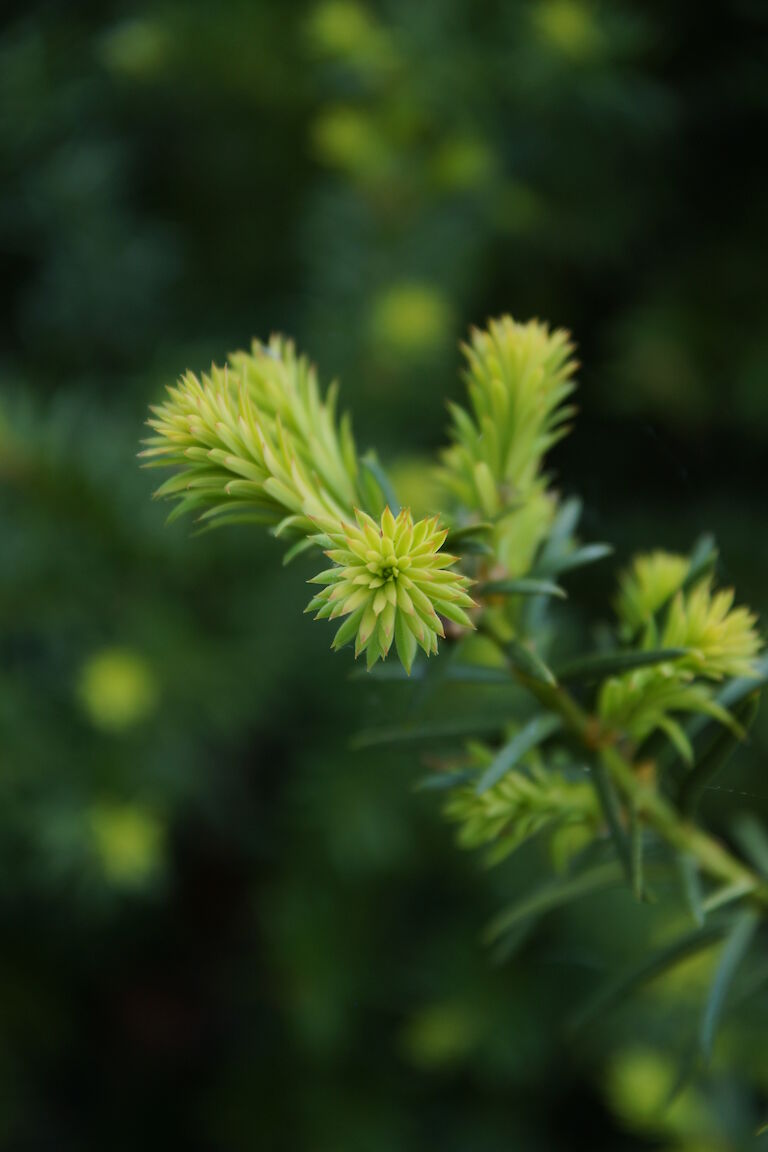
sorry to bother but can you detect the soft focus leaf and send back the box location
[476,577,567,599]
[359,451,401,516]
[351,716,507,749]
[537,498,582,567]
[732,815,768,879]
[555,647,688,684]
[709,653,768,714]
[678,854,705,927]
[414,768,477,792]
[682,533,718,593]
[700,910,759,1062]
[444,521,495,547]
[537,542,613,577]
[678,692,760,814]
[589,757,633,885]
[701,879,759,916]
[475,715,563,794]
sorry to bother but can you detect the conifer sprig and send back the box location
[601,553,763,755]
[437,317,577,518]
[141,336,360,537]
[662,579,761,680]
[616,550,691,633]
[307,507,476,672]
[445,746,600,864]
[142,336,478,671]
[142,313,768,1013]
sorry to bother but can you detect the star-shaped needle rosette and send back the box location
[306,507,476,672]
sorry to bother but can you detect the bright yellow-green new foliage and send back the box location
[615,549,761,680]
[662,579,761,680]
[616,550,690,632]
[445,744,600,864]
[142,323,761,699]
[438,316,577,516]
[142,336,478,672]
[141,336,359,537]
[306,507,476,672]
[601,552,762,756]
[142,314,768,1046]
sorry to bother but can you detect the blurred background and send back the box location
[2,1,768,1148]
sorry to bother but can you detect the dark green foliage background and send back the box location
[1,2,767,1149]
